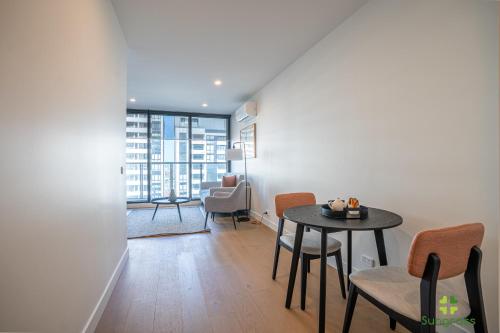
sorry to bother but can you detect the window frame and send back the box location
[126,109,231,203]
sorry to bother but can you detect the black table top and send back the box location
[283,205,402,231]
[151,197,191,204]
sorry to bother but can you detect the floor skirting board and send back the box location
[82,247,129,333]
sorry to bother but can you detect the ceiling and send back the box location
[112,0,368,114]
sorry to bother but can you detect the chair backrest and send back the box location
[407,223,484,279]
[275,192,316,219]
[232,180,246,194]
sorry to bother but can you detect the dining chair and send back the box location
[342,223,487,333]
[272,192,346,310]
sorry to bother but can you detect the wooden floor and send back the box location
[96,215,408,333]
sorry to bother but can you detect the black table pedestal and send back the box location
[347,230,352,289]
[152,203,182,221]
[150,197,190,222]
[374,229,388,265]
[285,224,304,308]
[318,229,328,333]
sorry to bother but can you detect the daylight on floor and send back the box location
[0,1,498,333]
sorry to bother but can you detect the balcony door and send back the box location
[190,117,228,198]
[126,111,229,203]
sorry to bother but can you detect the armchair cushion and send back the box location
[222,175,237,187]
[213,191,231,198]
[210,187,234,196]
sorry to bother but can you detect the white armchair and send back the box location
[199,174,245,204]
[203,181,249,229]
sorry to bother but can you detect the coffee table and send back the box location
[150,197,191,222]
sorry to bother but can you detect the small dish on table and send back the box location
[321,197,368,220]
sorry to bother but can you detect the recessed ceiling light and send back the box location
[202,103,208,107]
[129,97,136,103]
[213,80,222,86]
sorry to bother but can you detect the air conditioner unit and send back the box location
[234,101,257,122]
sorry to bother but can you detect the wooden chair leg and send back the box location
[231,212,237,229]
[272,243,281,281]
[342,284,359,333]
[301,254,307,310]
[272,218,285,280]
[204,212,209,229]
[335,250,346,299]
[465,247,488,333]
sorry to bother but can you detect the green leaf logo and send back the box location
[438,295,458,315]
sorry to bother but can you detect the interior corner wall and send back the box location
[0,1,127,332]
[231,0,499,330]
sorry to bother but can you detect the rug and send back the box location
[127,206,209,239]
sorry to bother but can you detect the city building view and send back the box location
[126,112,229,202]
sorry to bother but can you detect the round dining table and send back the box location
[283,205,402,333]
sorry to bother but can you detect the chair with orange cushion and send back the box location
[342,223,487,333]
[272,193,346,310]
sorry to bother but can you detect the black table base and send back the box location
[346,229,388,289]
[151,203,183,222]
[150,197,191,222]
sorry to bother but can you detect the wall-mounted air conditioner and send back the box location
[234,101,257,122]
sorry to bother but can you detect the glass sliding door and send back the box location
[150,114,190,199]
[191,117,228,199]
[126,110,229,203]
[126,112,149,201]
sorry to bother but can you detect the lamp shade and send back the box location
[225,148,243,161]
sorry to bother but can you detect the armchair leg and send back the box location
[204,212,209,229]
[231,212,237,230]
[211,212,215,220]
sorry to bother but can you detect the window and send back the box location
[126,112,149,200]
[190,117,229,198]
[126,112,229,202]
[192,154,204,160]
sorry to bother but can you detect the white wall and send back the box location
[0,1,127,332]
[231,0,499,330]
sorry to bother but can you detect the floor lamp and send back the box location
[225,142,250,222]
